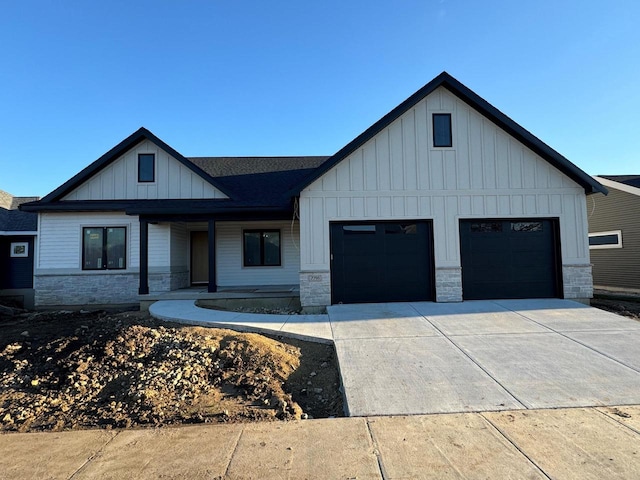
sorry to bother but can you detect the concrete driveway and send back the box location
[329,299,640,416]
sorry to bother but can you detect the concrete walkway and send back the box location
[150,298,640,417]
[150,299,333,343]
[3,405,640,479]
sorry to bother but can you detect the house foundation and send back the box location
[562,264,593,302]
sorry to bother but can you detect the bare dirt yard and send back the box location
[592,297,640,321]
[0,309,343,433]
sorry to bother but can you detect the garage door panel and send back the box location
[331,221,433,304]
[460,219,560,300]
[385,269,423,284]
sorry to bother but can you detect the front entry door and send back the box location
[191,231,209,285]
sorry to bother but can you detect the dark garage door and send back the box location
[330,221,433,304]
[459,219,561,300]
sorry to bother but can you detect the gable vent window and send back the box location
[433,113,452,147]
[588,230,622,249]
[138,153,155,183]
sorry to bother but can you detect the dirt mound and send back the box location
[0,310,342,432]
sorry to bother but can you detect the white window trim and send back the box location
[588,230,622,250]
[10,242,29,257]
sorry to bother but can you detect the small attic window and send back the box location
[138,154,155,183]
[433,113,452,147]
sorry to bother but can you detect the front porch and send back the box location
[135,214,302,303]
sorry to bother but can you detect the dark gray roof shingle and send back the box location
[188,156,328,177]
[188,156,329,206]
[0,191,38,232]
[599,175,640,189]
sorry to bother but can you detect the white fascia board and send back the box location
[0,231,38,236]
[594,176,640,197]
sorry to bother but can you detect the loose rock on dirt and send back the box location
[0,309,343,433]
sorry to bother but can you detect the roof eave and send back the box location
[593,176,640,197]
[18,199,294,215]
[437,77,607,196]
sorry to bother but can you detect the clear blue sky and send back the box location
[1,1,638,197]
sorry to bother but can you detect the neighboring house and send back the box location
[0,190,38,309]
[588,175,640,294]
[21,72,606,308]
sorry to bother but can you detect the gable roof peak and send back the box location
[37,127,235,203]
[287,72,606,196]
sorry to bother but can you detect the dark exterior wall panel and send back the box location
[1,236,35,289]
[588,188,640,289]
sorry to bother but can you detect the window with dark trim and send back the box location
[384,223,417,235]
[138,153,155,182]
[343,225,375,234]
[243,230,281,266]
[82,227,127,270]
[470,222,502,233]
[433,113,452,147]
[588,230,622,249]
[511,222,543,232]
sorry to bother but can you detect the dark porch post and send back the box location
[208,220,217,292]
[139,218,149,295]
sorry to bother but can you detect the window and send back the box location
[511,222,543,232]
[10,242,28,257]
[83,227,127,270]
[138,154,155,182]
[243,230,281,266]
[471,222,503,233]
[343,225,376,234]
[588,230,622,249]
[433,113,452,147]
[384,223,417,235]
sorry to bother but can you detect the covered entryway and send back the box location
[459,219,561,300]
[330,221,434,304]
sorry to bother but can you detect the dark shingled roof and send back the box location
[599,175,640,189]
[188,156,329,207]
[188,156,328,177]
[0,191,38,232]
[20,155,330,215]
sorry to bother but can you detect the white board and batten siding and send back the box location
[299,86,590,271]
[62,140,228,201]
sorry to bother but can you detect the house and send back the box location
[20,72,606,309]
[1,190,38,309]
[588,175,640,294]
